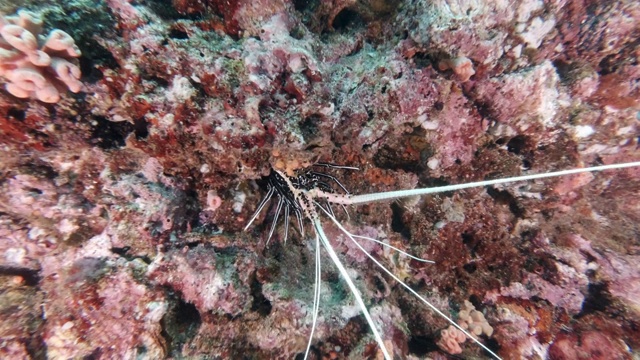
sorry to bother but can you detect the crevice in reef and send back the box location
[390,202,411,240]
[160,292,202,356]
[0,266,41,286]
[486,187,526,218]
[407,335,438,357]
[578,282,614,318]
[249,271,272,316]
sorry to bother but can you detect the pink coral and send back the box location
[147,246,253,316]
[0,10,82,103]
[458,300,494,337]
[38,234,167,359]
[437,325,466,355]
[438,56,476,82]
[436,301,494,355]
[549,331,629,360]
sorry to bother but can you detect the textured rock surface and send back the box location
[0,0,638,359]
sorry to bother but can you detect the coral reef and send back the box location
[458,300,494,337]
[437,325,466,355]
[0,10,82,103]
[436,300,493,355]
[0,0,639,359]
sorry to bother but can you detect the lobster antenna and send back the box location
[342,161,640,205]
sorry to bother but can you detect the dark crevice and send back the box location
[0,266,41,286]
[133,117,150,139]
[110,246,131,256]
[552,59,572,82]
[250,271,272,316]
[185,241,203,250]
[486,187,526,218]
[168,28,189,39]
[372,274,387,295]
[390,202,410,239]
[293,0,319,12]
[82,348,102,360]
[90,116,134,149]
[495,137,508,145]
[408,335,438,356]
[463,262,477,274]
[598,53,620,75]
[161,294,202,356]
[505,135,535,169]
[300,114,322,143]
[26,187,43,195]
[8,107,26,121]
[135,346,147,356]
[25,336,47,360]
[146,75,170,88]
[294,347,320,360]
[578,282,613,317]
[146,0,201,20]
[461,232,479,257]
[411,51,438,69]
[332,8,364,32]
[78,44,118,83]
[417,176,452,194]
[476,101,493,121]
[468,294,483,310]
[484,337,501,357]
[21,163,58,180]
[506,135,532,155]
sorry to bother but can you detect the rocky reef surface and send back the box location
[0,0,639,359]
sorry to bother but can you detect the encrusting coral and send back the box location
[437,325,467,355]
[438,56,476,82]
[437,300,494,354]
[458,300,494,337]
[0,10,82,103]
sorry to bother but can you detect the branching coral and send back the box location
[0,10,82,103]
